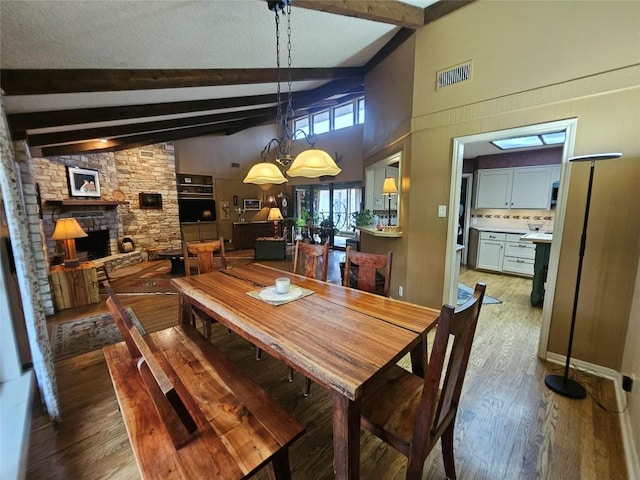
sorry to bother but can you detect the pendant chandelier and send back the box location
[243,0,341,185]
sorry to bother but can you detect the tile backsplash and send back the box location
[471,208,555,232]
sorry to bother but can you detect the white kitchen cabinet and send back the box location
[475,170,512,208]
[475,166,555,210]
[475,231,534,276]
[510,168,552,209]
[502,233,535,276]
[477,232,506,272]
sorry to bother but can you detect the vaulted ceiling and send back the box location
[1,0,473,157]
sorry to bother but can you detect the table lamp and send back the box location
[52,217,88,267]
[268,207,283,238]
[382,177,398,226]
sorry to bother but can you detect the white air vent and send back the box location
[139,150,154,158]
[436,61,472,89]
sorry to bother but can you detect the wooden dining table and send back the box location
[171,263,440,479]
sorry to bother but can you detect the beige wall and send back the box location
[406,0,640,373]
[361,32,415,300]
[622,253,640,467]
[363,34,414,158]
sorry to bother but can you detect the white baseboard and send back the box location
[546,353,639,480]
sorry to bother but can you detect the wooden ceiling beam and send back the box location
[424,0,475,24]
[0,67,362,95]
[8,75,363,134]
[8,94,277,133]
[294,1,425,28]
[26,107,276,147]
[39,116,271,157]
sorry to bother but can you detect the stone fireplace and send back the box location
[75,229,110,260]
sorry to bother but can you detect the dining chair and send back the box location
[182,238,227,339]
[360,282,486,480]
[343,246,392,297]
[183,238,227,276]
[292,240,329,281]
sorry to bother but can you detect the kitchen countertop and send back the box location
[356,225,403,238]
[520,232,553,243]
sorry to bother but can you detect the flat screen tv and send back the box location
[178,198,216,223]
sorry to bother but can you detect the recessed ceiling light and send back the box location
[541,131,566,145]
[491,131,566,150]
[492,136,543,150]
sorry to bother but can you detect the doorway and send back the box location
[446,119,577,358]
[458,174,473,265]
[294,183,363,249]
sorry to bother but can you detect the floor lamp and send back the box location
[544,152,622,399]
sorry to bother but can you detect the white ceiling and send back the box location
[3,0,494,157]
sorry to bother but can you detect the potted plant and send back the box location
[350,210,374,230]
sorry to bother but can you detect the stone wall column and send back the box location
[0,101,59,420]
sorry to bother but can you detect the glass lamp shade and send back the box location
[52,218,88,240]
[382,177,398,195]
[243,162,287,184]
[267,207,284,221]
[287,149,341,178]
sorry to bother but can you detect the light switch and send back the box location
[438,205,447,217]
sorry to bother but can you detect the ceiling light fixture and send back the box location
[491,131,566,150]
[243,0,341,185]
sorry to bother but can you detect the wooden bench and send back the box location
[102,283,305,479]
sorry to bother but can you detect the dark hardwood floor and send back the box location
[27,251,627,479]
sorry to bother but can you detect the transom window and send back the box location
[294,96,364,138]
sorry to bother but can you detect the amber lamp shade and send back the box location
[268,207,284,238]
[382,177,398,226]
[52,218,87,267]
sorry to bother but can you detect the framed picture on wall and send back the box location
[139,192,163,209]
[67,166,101,198]
[243,199,261,211]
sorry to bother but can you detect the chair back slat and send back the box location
[293,240,329,281]
[416,283,485,449]
[344,246,392,297]
[183,238,227,276]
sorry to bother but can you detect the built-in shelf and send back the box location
[356,226,403,238]
[45,199,129,208]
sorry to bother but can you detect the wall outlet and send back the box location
[622,375,634,392]
[472,217,478,225]
[398,285,403,297]
[438,205,447,217]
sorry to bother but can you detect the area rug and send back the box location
[107,260,178,294]
[51,308,146,361]
[457,283,502,306]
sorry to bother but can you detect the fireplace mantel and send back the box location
[45,199,129,209]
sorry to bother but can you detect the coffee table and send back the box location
[156,249,185,274]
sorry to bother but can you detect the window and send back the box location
[294,117,310,139]
[357,98,365,124]
[333,103,354,130]
[292,96,364,137]
[312,110,330,135]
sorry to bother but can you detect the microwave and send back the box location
[550,181,560,209]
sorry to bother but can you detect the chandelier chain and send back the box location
[274,9,283,131]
